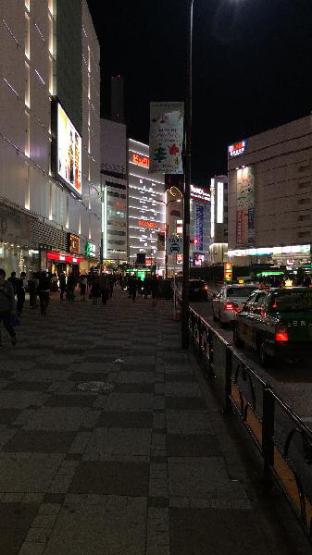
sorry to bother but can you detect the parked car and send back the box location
[212,284,258,326]
[233,287,312,366]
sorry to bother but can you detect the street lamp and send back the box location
[181,0,194,349]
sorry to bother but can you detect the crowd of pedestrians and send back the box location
[0,266,165,348]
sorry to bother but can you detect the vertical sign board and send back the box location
[149,102,184,174]
[195,205,204,252]
[236,166,255,246]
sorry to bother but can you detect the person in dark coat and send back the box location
[0,269,17,347]
[59,272,67,301]
[128,275,138,303]
[151,275,160,307]
[37,271,51,316]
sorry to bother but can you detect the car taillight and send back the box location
[224,302,235,311]
[275,326,289,343]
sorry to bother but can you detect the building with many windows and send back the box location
[128,139,166,270]
[0,0,101,275]
[228,118,312,268]
[100,118,128,265]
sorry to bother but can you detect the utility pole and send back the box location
[181,0,194,349]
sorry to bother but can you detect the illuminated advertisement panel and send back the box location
[57,103,82,196]
[236,166,255,246]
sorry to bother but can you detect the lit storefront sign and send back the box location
[68,233,80,254]
[228,244,311,257]
[224,262,233,282]
[57,103,82,196]
[228,140,247,158]
[190,185,210,203]
[85,241,97,258]
[47,251,82,264]
[216,182,224,224]
[130,152,150,169]
[138,220,158,230]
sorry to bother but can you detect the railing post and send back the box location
[207,328,214,378]
[224,346,233,414]
[262,386,275,488]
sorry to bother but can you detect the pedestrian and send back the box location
[99,273,109,305]
[28,272,39,308]
[143,276,151,298]
[8,271,18,295]
[0,268,17,347]
[151,275,160,307]
[79,274,87,301]
[38,271,51,316]
[51,273,58,292]
[90,275,100,304]
[128,274,138,303]
[109,274,114,298]
[16,271,27,316]
[59,272,67,301]
[66,273,76,302]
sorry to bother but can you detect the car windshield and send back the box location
[271,290,312,312]
[227,287,257,298]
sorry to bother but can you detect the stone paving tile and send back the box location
[165,397,207,410]
[167,434,221,458]
[165,382,202,397]
[44,394,96,407]
[4,382,51,392]
[165,372,197,383]
[24,408,89,431]
[168,457,250,502]
[0,501,39,555]
[94,393,153,411]
[114,371,156,383]
[69,461,149,496]
[2,430,76,453]
[0,392,48,410]
[0,453,64,492]
[83,428,151,461]
[113,383,154,393]
[169,508,273,555]
[97,411,153,429]
[0,408,21,425]
[43,496,147,555]
[146,507,170,555]
[166,410,214,435]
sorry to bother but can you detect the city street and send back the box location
[0,288,310,554]
[191,299,312,422]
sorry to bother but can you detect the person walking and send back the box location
[0,268,17,347]
[128,274,138,303]
[151,275,160,307]
[28,272,39,308]
[79,274,87,301]
[38,271,51,316]
[8,271,18,296]
[99,273,109,305]
[16,272,27,316]
[90,274,100,304]
[59,272,67,301]
[66,273,76,302]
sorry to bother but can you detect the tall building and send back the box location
[228,119,312,268]
[190,184,211,267]
[128,139,166,270]
[101,118,128,265]
[0,0,101,275]
[209,175,228,264]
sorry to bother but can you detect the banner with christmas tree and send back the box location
[149,102,184,174]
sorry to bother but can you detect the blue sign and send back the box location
[195,205,204,252]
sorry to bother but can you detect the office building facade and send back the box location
[0,0,101,275]
[128,139,166,270]
[228,117,312,268]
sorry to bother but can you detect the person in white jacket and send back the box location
[0,268,17,348]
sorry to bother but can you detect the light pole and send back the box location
[181,0,194,349]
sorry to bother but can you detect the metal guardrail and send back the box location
[188,305,312,540]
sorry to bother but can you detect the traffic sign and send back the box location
[167,235,183,254]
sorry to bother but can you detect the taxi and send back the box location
[233,287,312,366]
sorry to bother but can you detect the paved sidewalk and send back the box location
[0,289,311,554]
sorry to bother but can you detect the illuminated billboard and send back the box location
[57,103,82,196]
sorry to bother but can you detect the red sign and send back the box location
[228,140,247,158]
[131,153,150,169]
[138,220,158,230]
[47,251,82,264]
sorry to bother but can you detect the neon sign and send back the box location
[47,251,82,264]
[190,185,210,203]
[228,140,247,158]
[130,152,150,169]
[138,220,158,230]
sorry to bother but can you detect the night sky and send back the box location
[87,0,312,184]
